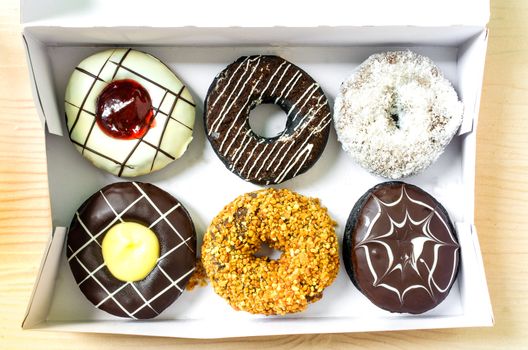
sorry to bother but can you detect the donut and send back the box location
[204,55,332,185]
[334,51,464,179]
[66,182,196,319]
[201,188,339,315]
[65,48,195,177]
[343,181,460,314]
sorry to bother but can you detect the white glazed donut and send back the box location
[65,48,195,177]
[334,51,463,179]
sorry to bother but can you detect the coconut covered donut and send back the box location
[334,51,464,179]
[201,188,339,315]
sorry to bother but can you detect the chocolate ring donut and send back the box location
[66,182,196,319]
[205,55,332,185]
[343,181,460,314]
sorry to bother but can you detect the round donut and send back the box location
[65,48,195,177]
[204,55,332,185]
[201,188,339,315]
[67,182,196,319]
[343,181,460,314]
[334,51,464,179]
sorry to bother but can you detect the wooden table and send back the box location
[1,0,527,348]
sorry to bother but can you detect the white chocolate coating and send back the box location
[334,51,463,179]
[65,49,195,177]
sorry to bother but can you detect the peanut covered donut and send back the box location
[205,55,332,185]
[334,51,464,179]
[201,189,339,315]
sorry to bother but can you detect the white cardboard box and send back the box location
[21,0,493,338]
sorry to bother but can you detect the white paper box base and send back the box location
[21,23,493,338]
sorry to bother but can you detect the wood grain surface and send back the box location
[1,0,527,348]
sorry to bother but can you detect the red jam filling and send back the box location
[96,79,154,139]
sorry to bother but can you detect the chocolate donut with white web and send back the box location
[204,55,332,185]
[343,181,460,314]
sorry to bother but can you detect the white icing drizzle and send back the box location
[208,56,252,110]
[207,56,331,183]
[130,283,160,315]
[209,56,262,134]
[223,68,307,158]
[251,141,282,178]
[286,83,319,119]
[272,113,331,179]
[269,64,292,96]
[292,94,325,125]
[96,281,132,308]
[292,129,330,179]
[239,141,261,174]
[218,73,265,153]
[276,71,302,103]
[220,61,290,158]
[356,185,459,304]
[258,60,289,101]
[262,101,328,178]
[245,142,270,178]
[229,129,253,170]
[78,262,106,286]
[275,144,313,184]
[274,116,331,183]
[148,203,181,228]
[267,99,327,174]
[69,251,138,319]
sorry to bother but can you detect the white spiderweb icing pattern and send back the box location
[355,185,459,305]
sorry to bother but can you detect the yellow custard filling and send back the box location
[102,222,159,282]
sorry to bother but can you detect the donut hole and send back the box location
[248,103,288,138]
[390,113,400,128]
[253,241,283,261]
[388,93,404,130]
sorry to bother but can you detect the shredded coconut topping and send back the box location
[334,51,464,179]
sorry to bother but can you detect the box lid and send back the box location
[21,0,489,27]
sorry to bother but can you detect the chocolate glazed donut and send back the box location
[67,182,196,319]
[343,182,460,314]
[204,55,332,185]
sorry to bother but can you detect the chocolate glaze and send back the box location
[67,182,196,319]
[204,55,332,185]
[343,182,460,314]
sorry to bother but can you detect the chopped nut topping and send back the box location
[201,188,339,315]
[186,259,208,291]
